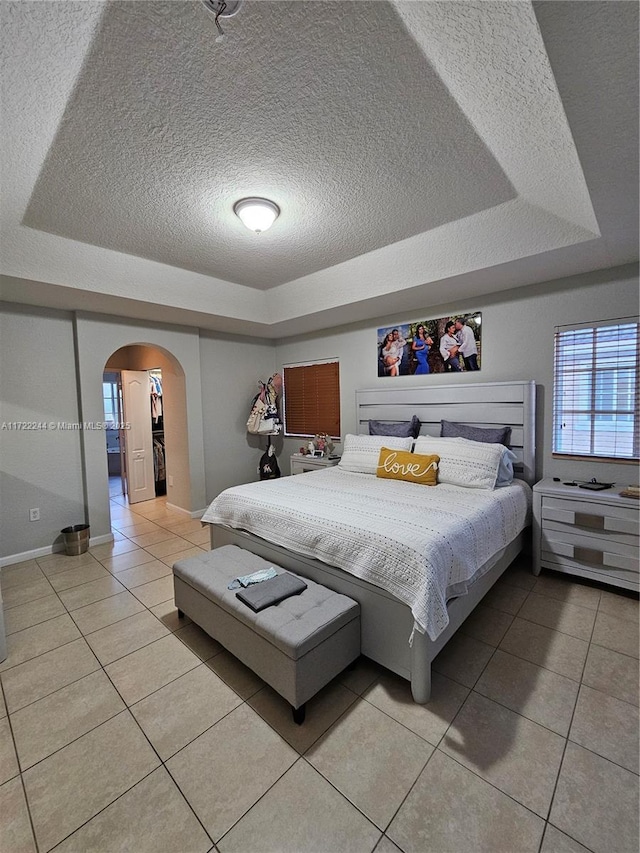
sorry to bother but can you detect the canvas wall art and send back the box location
[377,313,482,377]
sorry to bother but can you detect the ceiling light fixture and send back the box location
[233,198,280,234]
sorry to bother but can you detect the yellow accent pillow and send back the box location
[376,447,439,486]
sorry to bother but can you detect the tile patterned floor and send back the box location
[1,490,638,853]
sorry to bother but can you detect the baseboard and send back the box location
[0,544,64,567]
[90,533,114,547]
[166,503,206,520]
[1,533,114,567]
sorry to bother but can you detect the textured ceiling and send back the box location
[1,0,638,336]
[23,0,514,289]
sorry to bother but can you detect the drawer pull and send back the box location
[574,546,603,566]
[574,512,604,530]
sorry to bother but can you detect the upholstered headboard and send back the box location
[355,380,536,485]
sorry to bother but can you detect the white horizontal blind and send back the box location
[553,320,639,460]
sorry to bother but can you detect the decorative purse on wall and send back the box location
[247,375,283,436]
[246,397,268,434]
[256,417,279,435]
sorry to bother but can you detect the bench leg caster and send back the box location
[292,704,306,725]
[177,609,185,619]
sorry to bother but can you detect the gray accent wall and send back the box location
[0,304,85,557]
[0,306,273,562]
[199,331,276,501]
[1,262,638,562]
[275,264,639,484]
[73,312,208,542]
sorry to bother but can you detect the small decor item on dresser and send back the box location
[311,433,335,456]
[620,485,640,499]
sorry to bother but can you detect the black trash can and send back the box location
[61,524,90,556]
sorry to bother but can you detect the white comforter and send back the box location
[202,468,532,641]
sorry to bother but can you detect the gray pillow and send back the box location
[440,419,511,446]
[369,415,420,439]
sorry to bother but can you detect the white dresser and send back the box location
[532,478,639,591]
[290,454,340,475]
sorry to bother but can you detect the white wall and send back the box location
[199,331,276,500]
[275,264,640,483]
[0,304,85,557]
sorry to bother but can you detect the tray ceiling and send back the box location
[23,0,515,289]
[1,0,638,336]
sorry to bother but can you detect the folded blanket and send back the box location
[236,573,307,612]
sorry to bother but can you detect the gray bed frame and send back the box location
[210,380,536,703]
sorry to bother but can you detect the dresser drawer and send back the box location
[541,518,638,548]
[542,529,639,575]
[541,496,639,536]
[539,552,639,585]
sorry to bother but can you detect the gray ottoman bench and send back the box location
[172,545,361,723]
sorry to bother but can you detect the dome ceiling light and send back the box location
[233,198,280,234]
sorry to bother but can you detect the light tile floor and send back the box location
[1,492,638,853]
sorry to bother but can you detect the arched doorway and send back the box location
[102,343,191,511]
[74,315,207,546]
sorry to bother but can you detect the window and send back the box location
[553,319,639,460]
[283,360,340,439]
[102,377,120,429]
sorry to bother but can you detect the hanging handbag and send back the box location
[257,416,280,435]
[258,444,281,479]
[246,398,268,434]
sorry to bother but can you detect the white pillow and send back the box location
[413,436,505,490]
[339,434,413,475]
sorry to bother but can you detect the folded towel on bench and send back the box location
[227,567,278,590]
[236,573,308,612]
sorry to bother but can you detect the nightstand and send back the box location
[532,478,639,591]
[290,454,340,475]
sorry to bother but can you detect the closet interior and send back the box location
[103,367,167,500]
[149,368,166,497]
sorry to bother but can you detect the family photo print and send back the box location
[377,313,482,377]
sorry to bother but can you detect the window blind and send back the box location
[283,361,340,439]
[553,319,639,460]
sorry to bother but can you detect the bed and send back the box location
[203,380,536,703]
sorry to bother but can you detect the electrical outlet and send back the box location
[29,508,40,522]
[168,475,174,487]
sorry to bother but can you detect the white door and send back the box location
[121,370,155,503]
[116,375,127,499]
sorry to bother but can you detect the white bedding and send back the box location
[202,468,532,641]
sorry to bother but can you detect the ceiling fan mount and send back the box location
[201,1,243,20]
[201,0,243,42]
